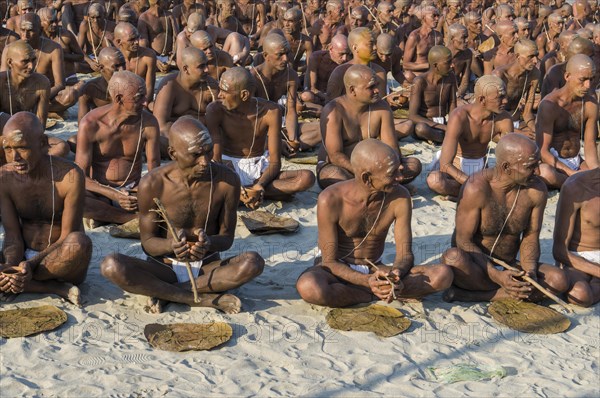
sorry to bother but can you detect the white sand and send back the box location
[0,101,598,398]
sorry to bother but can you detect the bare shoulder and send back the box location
[140,46,157,60]
[322,97,343,116]
[371,99,393,113]
[212,162,241,189]
[525,177,548,204]
[142,109,159,128]
[318,182,344,212]
[52,157,85,187]
[28,73,51,89]
[461,172,491,204]
[139,162,169,193]
[42,37,62,52]
[370,62,386,74]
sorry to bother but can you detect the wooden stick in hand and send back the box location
[488,256,572,313]
[364,258,397,300]
[153,198,200,303]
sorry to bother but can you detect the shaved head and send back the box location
[538,5,553,19]
[190,30,213,48]
[108,70,145,101]
[496,20,517,36]
[2,112,44,142]
[567,36,595,59]
[351,139,399,179]
[348,27,372,49]
[262,32,290,54]
[343,64,374,91]
[474,75,505,98]
[114,22,137,40]
[98,46,125,65]
[495,133,538,167]
[88,2,106,17]
[427,45,451,65]
[566,53,595,74]
[169,116,213,155]
[179,46,208,69]
[187,12,205,32]
[20,12,41,30]
[496,4,514,20]
[376,33,395,54]
[558,29,578,49]
[6,40,35,62]
[448,23,467,39]
[284,7,302,20]
[37,6,55,21]
[330,34,348,50]
[514,38,538,55]
[219,66,254,92]
[464,11,481,24]
[548,12,564,24]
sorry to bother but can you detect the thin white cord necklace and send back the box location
[490,186,521,258]
[340,192,386,260]
[47,154,55,248]
[118,112,144,188]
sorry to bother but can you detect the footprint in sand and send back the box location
[120,354,156,364]
[78,356,106,367]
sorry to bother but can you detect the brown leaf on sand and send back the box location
[488,299,571,334]
[144,322,233,351]
[0,305,67,338]
[109,218,141,239]
[326,304,411,337]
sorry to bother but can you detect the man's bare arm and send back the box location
[151,81,175,136]
[257,107,282,188]
[143,113,161,171]
[205,102,224,161]
[285,72,299,141]
[438,109,468,184]
[519,183,547,275]
[0,174,25,266]
[321,103,353,172]
[535,100,576,176]
[402,32,427,71]
[583,99,599,169]
[553,180,600,278]
[50,46,66,98]
[137,16,151,48]
[392,192,414,277]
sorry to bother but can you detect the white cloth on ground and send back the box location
[222,151,270,187]
[550,147,581,171]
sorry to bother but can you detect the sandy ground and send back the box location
[0,87,599,398]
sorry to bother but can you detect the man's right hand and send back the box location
[496,269,532,299]
[368,270,396,301]
[115,191,138,212]
[171,230,190,261]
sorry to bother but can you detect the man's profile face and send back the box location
[423,10,440,28]
[369,155,401,193]
[452,30,468,50]
[2,131,42,174]
[41,14,59,35]
[20,21,39,43]
[378,4,395,23]
[186,57,209,82]
[88,8,105,23]
[549,17,565,32]
[483,85,507,114]
[18,0,33,14]
[518,48,538,71]
[219,0,235,17]
[330,44,350,64]
[197,40,215,60]
[327,5,344,23]
[353,74,380,104]
[101,55,126,81]
[9,50,35,77]
[467,17,482,34]
[265,43,291,71]
[118,82,147,114]
[501,27,518,47]
[349,10,368,28]
[282,15,300,34]
[567,66,594,97]
[355,35,376,62]
[435,55,452,76]
[172,133,213,177]
[377,49,392,64]
[510,148,541,186]
[218,77,244,110]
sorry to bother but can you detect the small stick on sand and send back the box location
[488,256,572,313]
[364,258,397,300]
[152,198,200,303]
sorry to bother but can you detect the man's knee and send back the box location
[426,171,443,192]
[428,264,454,291]
[234,251,265,280]
[543,266,569,293]
[441,247,467,268]
[413,122,430,139]
[396,119,414,139]
[63,231,92,257]
[101,253,130,284]
[567,281,594,307]
[402,157,422,178]
[296,270,329,305]
[296,170,316,190]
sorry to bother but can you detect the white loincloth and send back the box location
[513,121,520,130]
[433,116,447,126]
[222,152,269,187]
[430,150,486,174]
[156,55,169,63]
[550,147,581,171]
[570,250,600,265]
[167,258,203,283]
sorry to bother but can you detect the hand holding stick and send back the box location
[364,258,398,300]
[152,198,200,303]
[488,256,572,313]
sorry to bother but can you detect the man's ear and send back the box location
[115,93,124,104]
[360,171,371,186]
[168,146,177,161]
[240,89,251,101]
[182,64,188,73]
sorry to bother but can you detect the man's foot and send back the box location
[57,284,82,306]
[145,297,168,314]
[193,293,242,314]
[0,292,17,302]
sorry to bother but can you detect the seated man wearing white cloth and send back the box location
[206,67,315,209]
[101,117,264,314]
[427,75,513,200]
[554,169,600,307]
[296,139,453,308]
